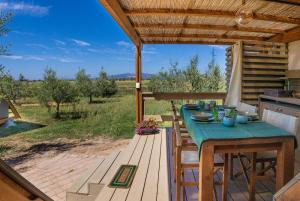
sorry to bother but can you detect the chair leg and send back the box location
[229,154,234,180]
[237,153,250,184]
[222,154,228,201]
[248,153,257,201]
[173,129,176,183]
[176,147,182,201]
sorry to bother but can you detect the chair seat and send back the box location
[180,128,188,133]
[182,151,199,164]
[257,151,276,159]
[245,151,276,160]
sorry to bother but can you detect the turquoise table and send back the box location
[180,106,296,201]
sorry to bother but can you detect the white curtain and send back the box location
[225,41,242,106]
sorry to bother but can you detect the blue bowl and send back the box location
[222,117,235,127]
[236,114,248,124]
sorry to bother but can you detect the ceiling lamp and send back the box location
[235,0,254,25]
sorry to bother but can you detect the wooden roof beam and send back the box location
[134,23,282,34]
[125,9,300,25]
[140,33,266,41]
[98,0,141,46]
[268,26,300,42]
[143,41,233,45]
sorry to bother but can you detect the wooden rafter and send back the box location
[143,41,233,45]
[140,33,265,41]
[268,26,300,42]
[263,0,300,6]
[98,0,141,46]
[134,23,282,34]
[125,9,300,25]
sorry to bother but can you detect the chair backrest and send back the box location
[171,101,178,121]
[262,109,299,135]
[174,121,182,147]
[237,102,257,113]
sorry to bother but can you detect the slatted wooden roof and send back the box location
[98,0,300,46]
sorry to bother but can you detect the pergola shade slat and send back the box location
[98,0,300,45]
[124,8,300,25]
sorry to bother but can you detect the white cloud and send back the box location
[1,55,79,63]
[53,39,66,46]
[208,45,227,50]
[0,2,49,16]
[117,40,132,48]
[1,55,23,60]
[26,56,45,61]
[57,57,79,63]
[71,39,90,47]
[12,31,35,36]
[27,43,51,50]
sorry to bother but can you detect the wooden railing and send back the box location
[141,92,227,121]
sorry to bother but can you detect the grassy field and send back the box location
[0,80,169,157]
[1,94,170,142]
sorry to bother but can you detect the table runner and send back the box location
[180,106,296,153]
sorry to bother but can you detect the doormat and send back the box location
[109,165,137,188]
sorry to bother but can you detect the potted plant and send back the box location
[223,109,237,127]
[136,117,160,135]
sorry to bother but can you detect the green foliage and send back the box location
[0,12,12,56]
[205,60,223,92]
[75,68,94,103]
[0,70,22,102]
[148,62,186,92]
[95,68,118,97]
[39,68,78,118]
[148,54,225,93]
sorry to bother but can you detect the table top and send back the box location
[180,106,295,152]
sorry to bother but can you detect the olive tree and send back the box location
[95,68,118,97]
[75,68,94,103]
[39,68,78,118]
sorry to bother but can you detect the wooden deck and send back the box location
[67,129,170,201]
[67,128,300,201]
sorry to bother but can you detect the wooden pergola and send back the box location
[98,0,300,124]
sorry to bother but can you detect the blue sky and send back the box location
[0,0,227,80]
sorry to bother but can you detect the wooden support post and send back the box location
[199,143,214,201]
[135,45,142,124]
[276,138,295,191]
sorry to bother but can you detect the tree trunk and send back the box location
[56,103,60,118]
[89,95,93,103]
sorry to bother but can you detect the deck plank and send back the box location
[78,151,120,194]
[109,135,151,201]
[125,135,155,201]
[141,131,162,201]
[67,158,105,193]
[94,135,145,201]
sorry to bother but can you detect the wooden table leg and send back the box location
[222,153,228,201]
[199,144,214,201]
[276,138,295,191]
[248,152,257,201]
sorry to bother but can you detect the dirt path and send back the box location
[3,136,129,171]
[2,137,130,201]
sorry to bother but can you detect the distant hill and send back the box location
[109,73,155,80]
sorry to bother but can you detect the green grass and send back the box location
[1,94,171,144]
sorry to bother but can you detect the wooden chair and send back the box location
[230,102,258,179]
[237,102,257,114]
[256,110,299,175]
[236,110,298,200]
[173,120,228,201]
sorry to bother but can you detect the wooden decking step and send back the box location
[94,129,170,201]
[66,151,121,201]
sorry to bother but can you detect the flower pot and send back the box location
[222,117,235,127]
[236,114,248,124]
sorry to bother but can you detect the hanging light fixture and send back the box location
[235,0,254,25]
